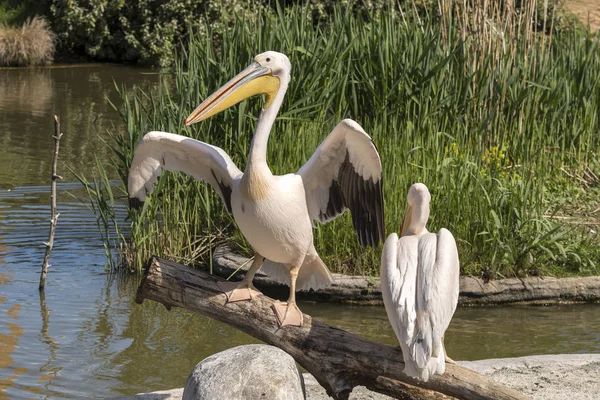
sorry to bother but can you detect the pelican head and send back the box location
[185,51,291,126]
[400,183,431,237]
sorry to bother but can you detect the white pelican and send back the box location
[128,51,384,327]
[380,183,459,381]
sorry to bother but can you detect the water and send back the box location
[0,65,159,187]
[1,66,599,399]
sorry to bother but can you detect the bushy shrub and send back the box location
[46,0,434,67]
[0,16,55,66]
[48,0,582,67]
[49,0,268,66]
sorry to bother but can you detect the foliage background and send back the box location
[77,1,600,279]
[0,1,590,67]
[45,0,580,66]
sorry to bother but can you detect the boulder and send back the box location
[183,344,305,400]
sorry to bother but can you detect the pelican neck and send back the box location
[246,75,289,170]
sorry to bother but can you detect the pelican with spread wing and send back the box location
[128,51,384,327]
[380,183,459,381]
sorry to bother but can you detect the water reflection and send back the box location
[95,274,259,397]
[38,291,61,392]
[0,65,158,188]
[0,269,22,400]
[0,207,22,399]
[303,302,600,361]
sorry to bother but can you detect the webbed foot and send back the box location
[217,280,262,303]
[272,301,303,327]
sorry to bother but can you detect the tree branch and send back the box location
[39,115,63,290]
[136,257,528,400]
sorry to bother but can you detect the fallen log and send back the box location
[135,257,529,400]
[212,245,600,306]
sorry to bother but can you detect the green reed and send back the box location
[85,2,599,277]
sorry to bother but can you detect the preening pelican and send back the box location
[380,183,459,382]
[128,51,384,327]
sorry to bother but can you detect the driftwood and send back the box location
[39,115,63,290]
[212,245,600,306]
[136,257,529,400]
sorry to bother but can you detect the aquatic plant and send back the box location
[0,16,55,66]
[83,1,599,278]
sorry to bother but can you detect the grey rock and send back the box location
[458,353,600,374]
[113,388,183,400]
[182,344,305,400]
[458,354,600,400]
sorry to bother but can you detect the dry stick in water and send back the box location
[39,115,63,290]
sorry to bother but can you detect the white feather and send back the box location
[260,246,333,291]
[381,233,420,378]
[128,131,242,210]
[380,186,460,382]
[297,119,382,224]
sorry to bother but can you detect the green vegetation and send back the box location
[48,0,272,66]
[45,0,590,67]
[83,1,600,279]
[0,0,47,26]
[48,0,406,66]
[0,1,593,67]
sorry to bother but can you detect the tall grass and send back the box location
[86,2,600,278]
[0,16,55,66]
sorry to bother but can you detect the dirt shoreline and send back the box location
[211,245,600,306]
[115,354,600,400]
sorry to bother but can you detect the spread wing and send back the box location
[297,119,384,246]
[412,229,460,367]
[380,233,418,350]
[127,131,243,213]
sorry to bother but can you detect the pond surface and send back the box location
[0,64,159,188]
[1,66,599,399]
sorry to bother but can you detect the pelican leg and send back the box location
[442,335,456,364]
[272,266,303,327]
[218,253,264,303]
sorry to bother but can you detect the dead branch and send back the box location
[136,257,528,400]
[39,115,63,290]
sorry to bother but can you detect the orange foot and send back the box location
[217,281,262,303]
[272,301,303,327]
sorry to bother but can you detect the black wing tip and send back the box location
[210,169,233,214]
[356,226,382,247]
[334,150,386,248]
[356,177,385,248]
[128,197,144,210]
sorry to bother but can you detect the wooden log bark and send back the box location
[212,245,600,306]
[136,257,529,400]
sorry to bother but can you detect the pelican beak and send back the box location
[184,61,280,126]
[400,204,412,237]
